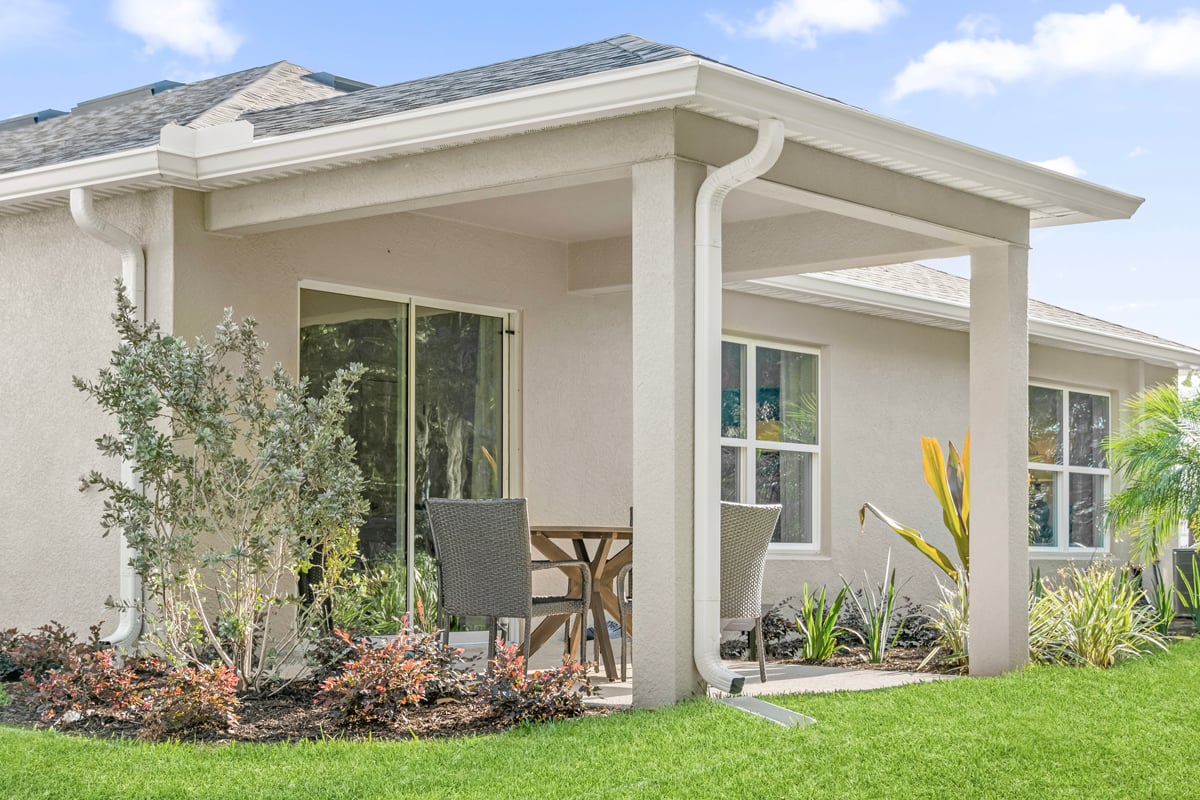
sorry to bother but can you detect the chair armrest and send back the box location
[531,559,591,602]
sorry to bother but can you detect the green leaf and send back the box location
[859,502,960,582]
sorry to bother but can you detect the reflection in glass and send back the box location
[756,449,813,544]
[756,348,818,445]
[1069,392,1109,468]
[1029,386,1063,464]
[721,446,741,502]
[721,342,745,438]
[1069,473,1105,548]
[1028,469,1057,547]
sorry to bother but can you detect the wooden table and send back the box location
[527,525,632,681]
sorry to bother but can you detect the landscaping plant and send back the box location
[859,434,970,583]
[926,575,969,665]
[794,583,849,662]
[1177,555,1200,621]
[842,553,904,664]
[476,641,594,723]
[1028,564,1166,668]
[75,283,369,689]
[315,629,438,726]
[26,649,139,724]
[4,622,102,684]
[139,664,241,738]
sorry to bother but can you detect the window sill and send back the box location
[766,551,829,561]
[1028,550,1111,559]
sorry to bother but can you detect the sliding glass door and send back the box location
[300,287,508,628]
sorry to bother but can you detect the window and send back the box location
[720,338,819,549]
[1028,384,1111,551]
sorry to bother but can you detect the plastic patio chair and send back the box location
[425,498,591,668]
[719,501,782,683]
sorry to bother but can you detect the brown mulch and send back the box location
[786,645,964,674]
[0,681,611,743]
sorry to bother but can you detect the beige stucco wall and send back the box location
[0,191,174,633]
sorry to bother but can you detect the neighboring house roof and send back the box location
[730,262,1200,369]
[0,62,354,175]
[0,34,1142,226]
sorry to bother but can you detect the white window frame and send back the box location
[721,335,821,553]
[1028,381,1112,555]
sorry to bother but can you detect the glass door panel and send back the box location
[413,306,505,632]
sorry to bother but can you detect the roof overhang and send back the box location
[0,57,1145,224]
[732,274,1200,370]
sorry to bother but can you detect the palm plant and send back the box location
[1105,384,1200,567]
[859,434,970,583]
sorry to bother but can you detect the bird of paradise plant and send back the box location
[859,434,970,583]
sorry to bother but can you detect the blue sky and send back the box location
[2,1,1197,347]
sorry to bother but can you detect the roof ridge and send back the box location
[169,62,286,126]
[186,61,341,129]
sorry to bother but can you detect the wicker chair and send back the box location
[425,498,591,666]
[719,501,782,683]
[615,563,633,682]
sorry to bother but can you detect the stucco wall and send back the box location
[0,191,174,633]
[722,290,1170,610]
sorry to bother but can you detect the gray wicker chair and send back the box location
[615,563,633,682]
[720,501,782,683]
[425,498,591,667]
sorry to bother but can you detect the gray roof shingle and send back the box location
[0,62,352,175]
[242,35,701,138]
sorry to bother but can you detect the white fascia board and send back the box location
[190,59,704,183]
[749,274,1200,369]
[693,63,1145,225]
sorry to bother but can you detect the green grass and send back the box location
[4,640,1200,799]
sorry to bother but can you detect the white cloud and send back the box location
[1031,156,1085,177]
[712,0,902,47]
[0,0,66,50]
[1127,145,1148,158]
[891,4,1200,100]
[956,13,1000,37]
[111,0,240,61]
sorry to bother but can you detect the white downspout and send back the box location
[70,187,145,649]
[694,119,785,693]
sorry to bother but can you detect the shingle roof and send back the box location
[242,35,701,138]
[0,62,352,175]
[748,262,1198,359]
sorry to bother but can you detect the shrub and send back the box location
[315,630,435,725]
[0,628,20,682]
[477,640,594,723]
[405,628,475,702]
[75,283,368,690]
[795,584,849,662]
[139,664,240,738]
[1029,564,1167,668]
[7,622,101,684]
[1148,575,1177,636]
[1177,556,1200,623]
[29,650,139,724]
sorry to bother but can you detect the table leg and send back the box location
[574,538,619,681]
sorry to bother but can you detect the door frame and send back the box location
[297,279,522,622]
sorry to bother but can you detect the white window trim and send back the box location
[722,335,821,553]
[1028,380,1112,555]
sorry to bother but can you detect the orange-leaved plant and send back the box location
[859,434,970,583]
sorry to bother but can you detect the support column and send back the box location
[968,244,1030,675]
[631,157,707,707]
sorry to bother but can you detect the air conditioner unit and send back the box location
[1173,548,1200,618]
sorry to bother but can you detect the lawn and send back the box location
[3,640,1199,799]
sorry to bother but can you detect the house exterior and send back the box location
[2,35,1195,708]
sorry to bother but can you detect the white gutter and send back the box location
[694,118,785,694]
[69,187,144,650]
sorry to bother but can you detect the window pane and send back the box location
[1029,386,1063,464]
[1069,473,1105,548]
[1069,392,1110,468]
[756,347,818,445]
[721,447,741,502]
[721,342,746,438]
[1028,469,1058,547]
[756,449,814,544]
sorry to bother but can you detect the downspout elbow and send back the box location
[694,119,785,694]
[70,187,145,650]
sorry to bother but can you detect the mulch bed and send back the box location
[0,680,611,743]
[785,645,964,674]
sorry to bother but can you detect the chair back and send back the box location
[425,498,533,619]
[719,501,782,619]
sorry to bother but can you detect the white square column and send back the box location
[630,157,707,707]
[968,243,1030,675]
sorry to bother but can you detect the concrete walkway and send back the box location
[579,658,956,709]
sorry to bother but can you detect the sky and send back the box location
[1,0,1198,347]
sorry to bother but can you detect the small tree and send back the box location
[75,282,367,689]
